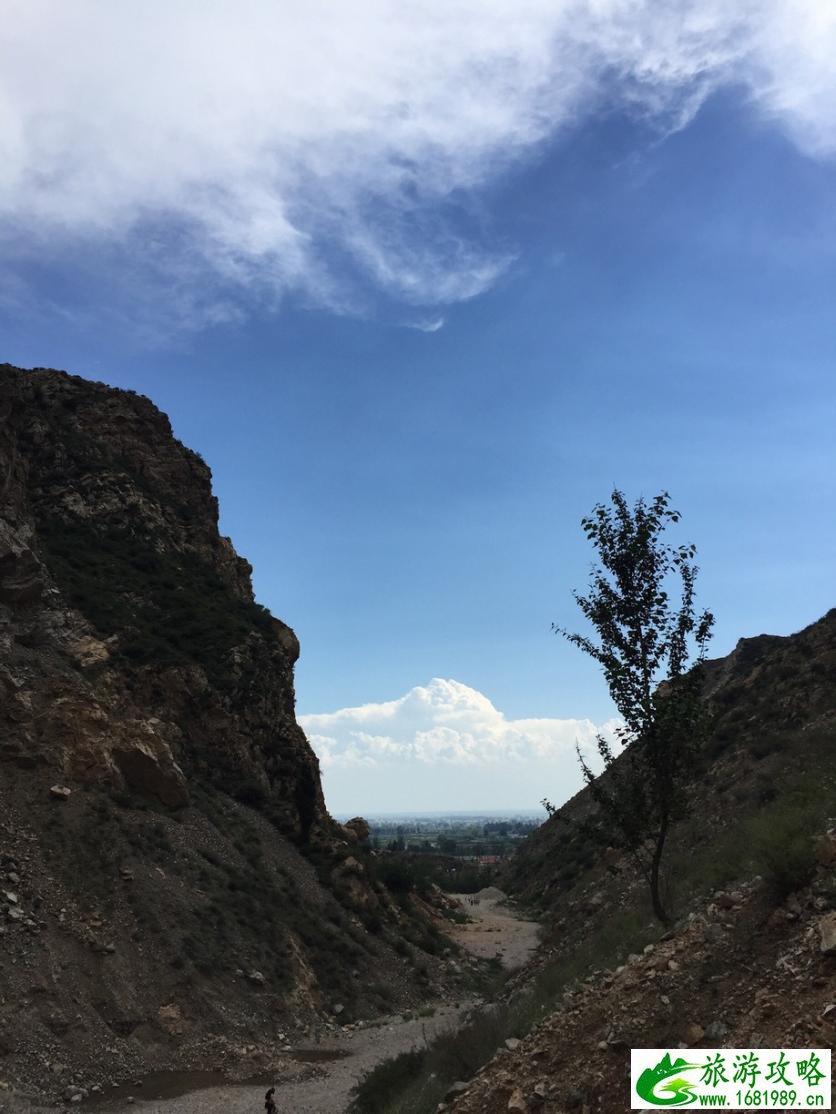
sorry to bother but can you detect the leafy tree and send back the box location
[550,490,714,923]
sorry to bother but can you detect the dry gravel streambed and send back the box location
[1,889,538,1114]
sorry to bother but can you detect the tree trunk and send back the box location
[649,816,670,925]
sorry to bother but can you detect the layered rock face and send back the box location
[0,365,451,1101]
[0,363,323,838]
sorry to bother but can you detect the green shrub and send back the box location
[351,903,661,1114]
[750,736,774,760]
[441,908,471,925]
[350,1050,427,1114]
[233,779,268,808]
[747,801,817,899]
[373,858,416,894]
[34,514,276,683]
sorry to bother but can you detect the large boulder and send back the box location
[112,735,189,809]
[342,816,370,844]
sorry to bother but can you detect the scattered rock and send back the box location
[49,785,71,801]
[446,1081,470,1100]
[704,1020,729,1041]
[157,1004,187,1035]
[815,829,836,867]
[785,892,803,918]
[507,1086,526,1112]
[528,1082,548,1106]
[817,912,836,955]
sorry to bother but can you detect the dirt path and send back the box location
[448,886,541,969]
[88,1002,475,1114]
[29,889,539,1114]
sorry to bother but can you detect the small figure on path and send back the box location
[265,1085,277,1114]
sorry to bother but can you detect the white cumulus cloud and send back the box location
[300,677,620,812]
[2,1,836,327]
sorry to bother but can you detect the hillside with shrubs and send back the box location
[351,610,836,1113]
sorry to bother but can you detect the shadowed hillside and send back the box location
[0,364,459,1102]
[436,611,836,1112]
[505,608,836,918]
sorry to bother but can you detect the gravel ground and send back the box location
[106,1003,475,1114]
[448,887,541,970]
[1,890,538,1114]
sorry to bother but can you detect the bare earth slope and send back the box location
[444,613,836,1113]
[0,365,452,1105]
[449,870,836,1113]
[0,890,539,1114]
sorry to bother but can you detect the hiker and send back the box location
[265,1085,277,1114]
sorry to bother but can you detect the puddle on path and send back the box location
[83,1050,350,1107]
[84,1071,228,1106]
[287,1049,350,1064]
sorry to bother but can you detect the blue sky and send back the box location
[2,3,835,811]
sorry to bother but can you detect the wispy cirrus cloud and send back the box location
[2,1,836,330]
[405,316,447,334]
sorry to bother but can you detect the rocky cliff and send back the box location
[0,364,454,1103]
[0,363,322,835]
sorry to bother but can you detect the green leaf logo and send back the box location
[636,1053,701,1106]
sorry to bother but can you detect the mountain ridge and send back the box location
[0,364,457,1104]
[437,607,836,1112]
